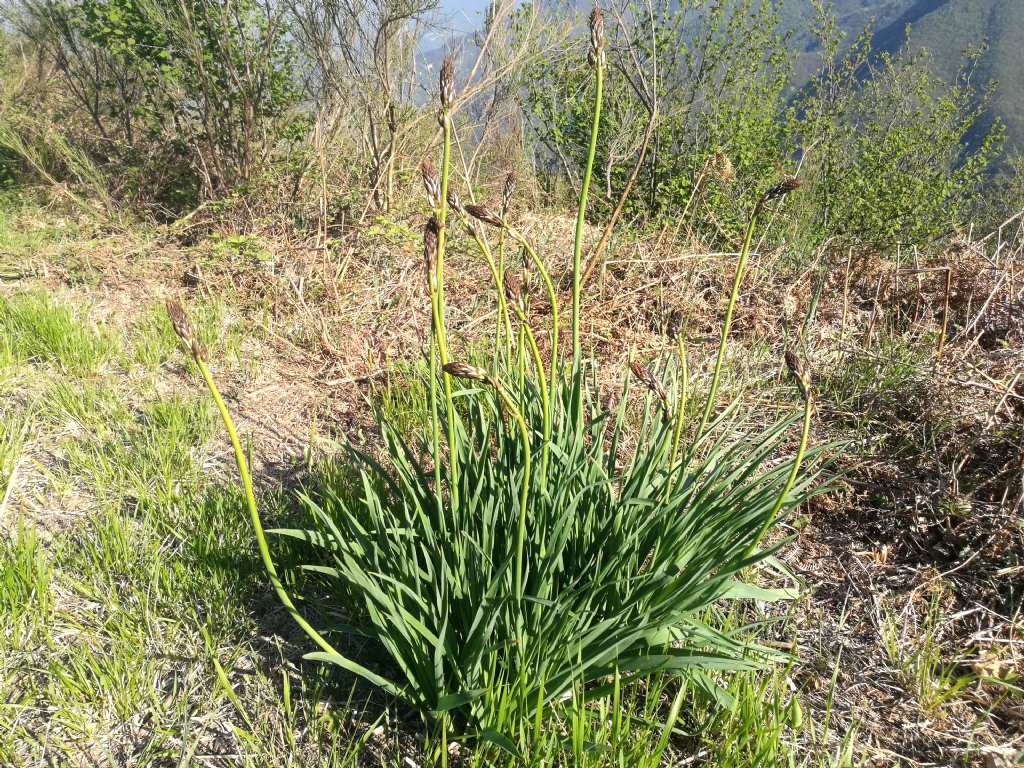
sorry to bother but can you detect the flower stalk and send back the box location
[696,177,801,438]
[572,7,606,366]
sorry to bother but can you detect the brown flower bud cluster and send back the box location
[464,203,504,228]
[421,160,441,208]
[629,360,670,417]
[764,176,801,202]
[784,350,812,400]
[446,188,463,216]
[423,216,439,293]
[443,362,490,382]
[440,55,455,111]
[165,300,207,362]
[588,7,605,68]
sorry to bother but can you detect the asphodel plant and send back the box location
[169,6,818,754]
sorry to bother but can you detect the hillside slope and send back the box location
[790,0,1023,153]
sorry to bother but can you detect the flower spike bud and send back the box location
[440,54,455,110]
[784,350,812,400]
[423,216,440,293]
[464,203,504,228]
[588,6,605,68]
[764,176,801,202]
[421,159,441,207]
[443,362,490,382]
[629,360,670,415]
[501,172,516,214]
[504,271,526,311]
[166,300,207,362]
[446,188,464,216]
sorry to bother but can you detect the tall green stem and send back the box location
[436,113,459,509]
[509,228,558,410]
[572,61,604,365]
[670,334,688,468]
[496,228,509,367]
[428,334,444,528]
[467,227,514,364]
[695,200,763,438]
[748,392,813,557]
[511,304,550,485]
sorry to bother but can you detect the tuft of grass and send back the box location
[0,405,30,512]
[0,520,51,626]
[878,587,976,715]
[0,291,117,374]
[61,391,213,509]
[128,302,182,372]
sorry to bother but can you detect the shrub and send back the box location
[521,0,789,232]
[169,8,818,753]
[788,11,1003,250]
[12,0,301,208]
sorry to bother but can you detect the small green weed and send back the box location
[879,587,975,715]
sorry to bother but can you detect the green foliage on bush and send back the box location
[789,10,1004,249]
[16,0,301,207]
[520,0,1004,253]
[521,0,790,231]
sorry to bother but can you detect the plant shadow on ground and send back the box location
[185,462,416,763]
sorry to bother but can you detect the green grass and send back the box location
[0,291,118,374]
[0,520,51,626]
[0,404,30,510]
[878,586,977,716]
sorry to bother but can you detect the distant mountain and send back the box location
[785,0,1023,154]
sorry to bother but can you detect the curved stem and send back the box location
[508,228,558,406]
[670,334,688,468]
[496,227,508,368]
[748,392,813,558]
[572,61,604,365]
[512,303,550,486]
[195,357,340,658]
[516,322,526,391]
[466,225,515,363]
[428,334,444,530]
